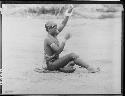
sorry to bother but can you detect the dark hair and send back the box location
[45,21,57,32]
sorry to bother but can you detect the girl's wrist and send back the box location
[65,9,73,17]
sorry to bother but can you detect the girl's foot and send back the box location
[87,67,100,73]
[59,66,76,73]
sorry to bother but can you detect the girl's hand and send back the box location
[67,5,74,13]
[64,33,71,40]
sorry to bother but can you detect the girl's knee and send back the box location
[69,53,79,59]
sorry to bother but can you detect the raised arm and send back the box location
[57,16,69,32]
[57,5,74,33]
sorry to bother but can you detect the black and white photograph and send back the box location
[1,3,123,94]
[0,1,2,94]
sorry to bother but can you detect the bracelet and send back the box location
[65,10,72,17]
[65,12,72,17]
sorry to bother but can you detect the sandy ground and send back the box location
[2,16,121,94]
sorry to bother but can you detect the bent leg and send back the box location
[47,52,100,73]
[47,53,78,71]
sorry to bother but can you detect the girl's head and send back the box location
[45,21,58,36]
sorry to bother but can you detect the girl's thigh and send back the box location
[47,53,76,70]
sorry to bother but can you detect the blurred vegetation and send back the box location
[96,4,122,12]
[4,4,123,19]
[24,4,122,15]
[25,5,66,16]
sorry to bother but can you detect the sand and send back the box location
[2,16,121,94]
